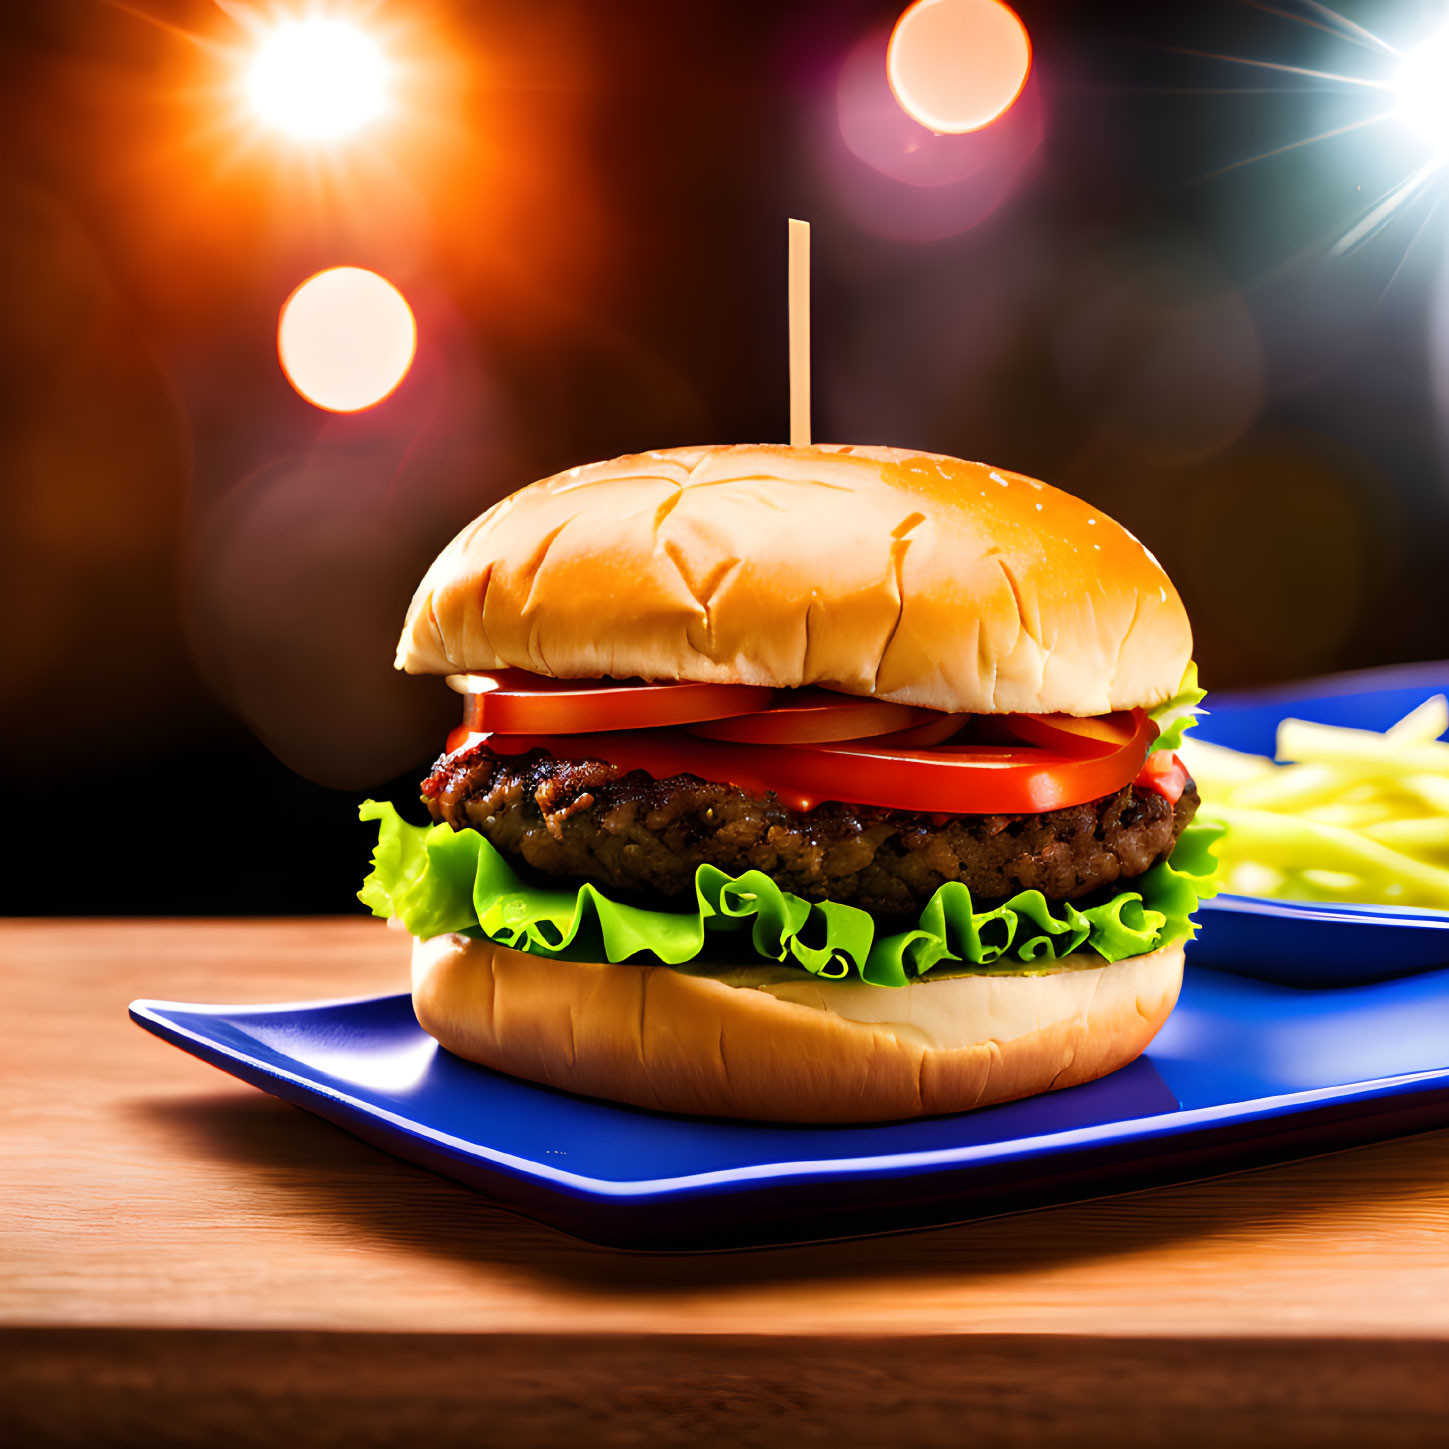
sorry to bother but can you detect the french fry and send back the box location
[1227,761,1346,812]
[1388,694,1449,743]
[1362,817,1449,852]
[1187,692,1447,909]
[1401,774,1449,814]
[1202,805,1449,909]
[1176,736,1273,790]
[1275,717,1449,776]
[1301,800,1395,830]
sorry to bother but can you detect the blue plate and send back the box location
[1188,660,1449,986]
[131,963,1449,1250]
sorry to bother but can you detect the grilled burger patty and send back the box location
[422,745,1200,917]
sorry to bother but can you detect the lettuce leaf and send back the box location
[1150,660,1206,754]
[359,801,1220,986]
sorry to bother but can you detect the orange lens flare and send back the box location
[887,0,1032,135]
[277,266,417,412]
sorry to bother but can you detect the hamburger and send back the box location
[360,443,1216,1122]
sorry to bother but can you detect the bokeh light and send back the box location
[247,18,389,141]
[829,24,1044,242]
[839,25,1000,188]
[278,266,417,412]
[187,307,516,792]
[887,0,1031,135]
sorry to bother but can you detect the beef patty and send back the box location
[422,745,1200,917]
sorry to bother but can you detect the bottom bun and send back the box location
[411,934,1185,1123]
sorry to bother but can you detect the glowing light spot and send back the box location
[248,19,388,140]
[1395,31,1449,154]
[278,267,416,412]
[888,0,1031,135]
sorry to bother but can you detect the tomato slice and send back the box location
[443,713,971,759]
[448,670,775,735]
[1001,711,1140,757]
[446,724,489,756]
[480,708,1155,815]
[868,712,972,749]
[687,690,934,744]
[441,721,969,762]
[797,710,1154,812]
[1136,750,1189,804]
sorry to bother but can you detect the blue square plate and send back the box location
[1190,660,1449,986]
[131,960,1449,1250]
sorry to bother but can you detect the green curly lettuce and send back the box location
[1149,660,1207,754]
[359,801,1220,988]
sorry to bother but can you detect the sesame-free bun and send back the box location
[410,934,1184,1124]
[396,443,1191,717]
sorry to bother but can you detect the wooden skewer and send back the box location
[788,218,811,448]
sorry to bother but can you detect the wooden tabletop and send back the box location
[3,918,1447,1447]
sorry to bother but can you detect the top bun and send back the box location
[396,444,1191,716]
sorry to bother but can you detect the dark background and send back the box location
[3,0,1446,915]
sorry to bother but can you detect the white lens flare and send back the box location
[247,19,388,140]
[1394,29,1449,154]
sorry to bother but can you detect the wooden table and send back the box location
[3,919,1447,1447]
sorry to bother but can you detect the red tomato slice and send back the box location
[869,712,972,748]
[446,724,489,756]
[1136,750,1189,804]
[446,710,967,762]
[798,710,1154,812]
[687,690,934,744]
[481,708,1155,815]
[1002,711,1140,757]
[449,671,775,735]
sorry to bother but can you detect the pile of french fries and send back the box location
[1179,695,1449,910]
